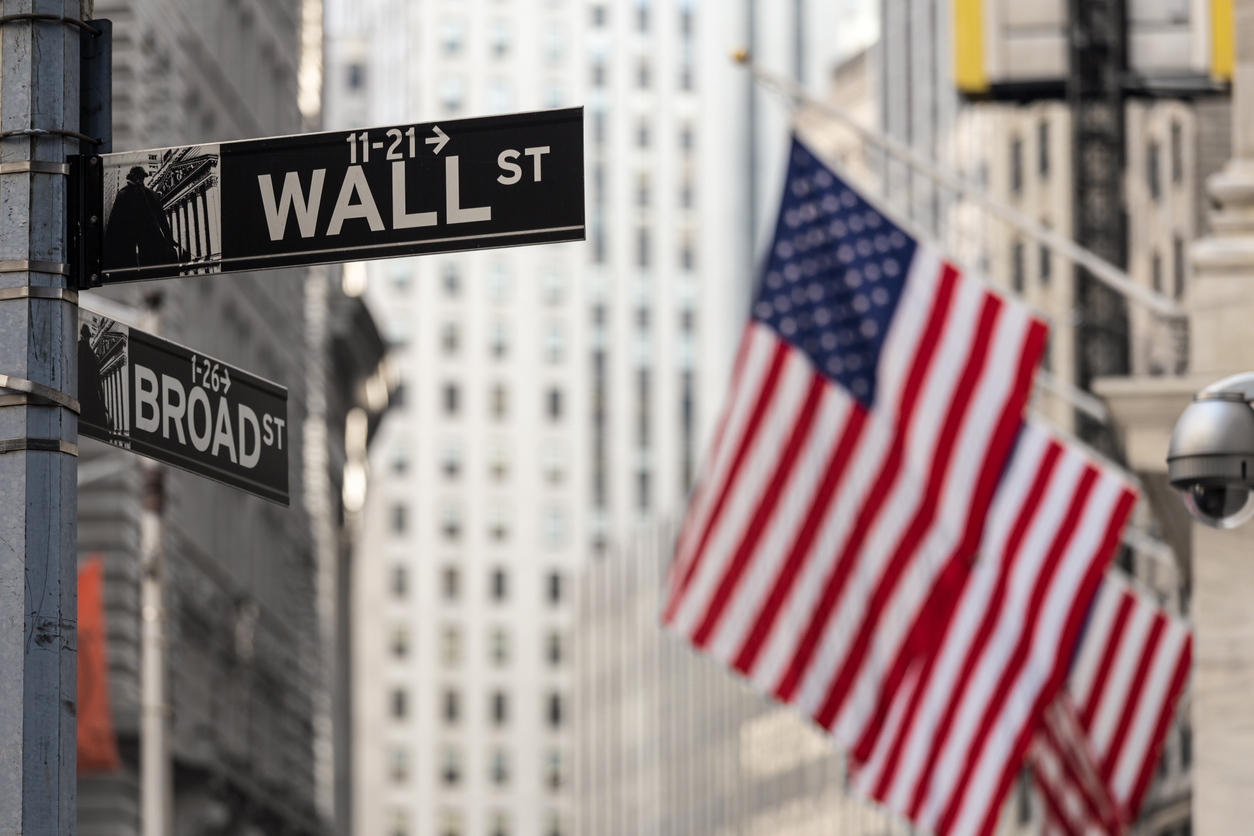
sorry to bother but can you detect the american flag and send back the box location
[1028,572,1193,835]
[661,137,1047,755]
[853,421,1138,836]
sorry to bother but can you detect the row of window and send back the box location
[389,688,566,728]
[391,809,567,836]
[387,746,568,792]
[391,501,567,545]
[1009,235,1187,301]
[402,624,566,668]
[590,58,694,92]
[439,320,569,363]
[433,261,567,304]
[438,19,566,65]
[590,2,694,37]
[389,565,567,605]
[435,382,565,421]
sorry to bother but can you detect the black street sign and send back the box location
[85,107,584,284]
[79,310,290,504]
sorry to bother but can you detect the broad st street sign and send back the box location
[79,309,290,504]
[85,107,584,283]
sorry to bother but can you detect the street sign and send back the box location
[85,107,584,284]
[78,309,290,504]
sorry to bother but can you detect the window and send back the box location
[591,5,606,26]
[543,24,564,63]
[346,63,365,90]
[680,232,696,271]
[491,690,509,725]
[391,688,408,719]
[487,79,512,114]
[1181,721,1192,768]
[545,750,564,790]
[487,261,511,301]
[1171,120,1183,184]
[441,504,462,540]
[1010,137,1023,194]
[490,321,510,359]
[443,262,461,296]
[637,470,651,511]
[390,747,408,783]
[441,750,462,787]
[390,443,409,475]
[442,566,461,601]
[546,388,564,421]
[544,323,565,363]
[636,173,650,207]
[490,627,510,665]
[1016,770,1031,823]
[543,507,566,548]
[1039,244,1051,286]
[544,814,565,836]
[546,570,564,605]
[441,442,462,479]
[679,60,693,91]
[636,119,650,148]
[391,626,409,658]
[1038,120,1049,178]
[443,688,461,724]
[637,3,649,32]
[488,19,510,57]
[546,630,564,666]
[1173,235,1186,299]
[443,383,460,416]
[681,175,694,208]
[491,384,510,420]
[680,6,693,37]
[440,76,464,113]
[591,61,606,87]
[680,123,694,151]
[636,228,650,267]
[542,444,565,484]
[546,692,564,728]
[439,19,464,54]
[491,749,511,785]
[543,265,565,305]
[391,503,408,535]
[1012,240,1025,294]
[391,565,408,598]
[488,503,510,542]
[1148,140,1161,200]
[489,442,510,481]
[491,568,509,602]
[391,810,408,836]
[441,625,462,666]
[1152,251,1163,293]
[636,59,650,88]
[490,812,510,836]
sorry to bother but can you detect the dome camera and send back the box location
[1168,372,1254,529]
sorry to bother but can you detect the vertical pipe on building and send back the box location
[746,0,758,302]
[139,297,171,836]
[0,4,80,835]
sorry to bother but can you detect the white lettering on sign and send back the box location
[497,150,522,185]
[135,365,160,432]
[445,156,491,224]
[525,146,551,182]
[129,361,284,469]
[392,161,437,229]
[328,165,385,235]
[258,170,326,241]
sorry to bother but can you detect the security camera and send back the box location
[1168,372,1254,529]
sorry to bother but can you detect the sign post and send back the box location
[77,107,585,285]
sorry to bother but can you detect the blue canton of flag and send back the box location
[665,135,1049,780]
[753,142,917,408]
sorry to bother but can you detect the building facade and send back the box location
[76,2,385,836]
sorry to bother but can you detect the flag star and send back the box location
[861,320,878,338]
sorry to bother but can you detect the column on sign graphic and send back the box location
[96,330,129,437]
[163,179,217,272]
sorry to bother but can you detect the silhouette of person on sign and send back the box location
[102,166,181,271]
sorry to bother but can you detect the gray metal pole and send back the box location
[0,2,81,836]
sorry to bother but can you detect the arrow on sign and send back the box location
[222,367,231,394]
[426,125,450,155]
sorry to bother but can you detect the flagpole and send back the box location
[734,52,1184,320]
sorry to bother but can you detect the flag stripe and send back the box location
[1122,629,1191,815]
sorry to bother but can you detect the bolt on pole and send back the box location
[0,2,83,836]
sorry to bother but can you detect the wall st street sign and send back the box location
[79,309,290,504]
[84,107,584,284]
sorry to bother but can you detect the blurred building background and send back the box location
[75,2,388,836]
